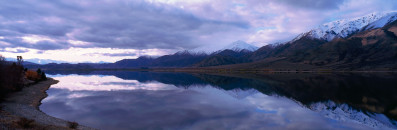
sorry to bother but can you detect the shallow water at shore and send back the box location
[41,71,397,129]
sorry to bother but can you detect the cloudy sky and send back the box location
[1,0,397,63]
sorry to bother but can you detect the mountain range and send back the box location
[24,40,260,69]
[25,11,397,71]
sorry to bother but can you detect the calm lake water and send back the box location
[40,71,397,130]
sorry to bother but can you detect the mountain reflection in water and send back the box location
[41,71,397,129]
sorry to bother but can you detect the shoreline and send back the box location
[0,78,94,129]
[39,68,397,73]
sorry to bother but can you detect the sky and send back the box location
[0,0,397,63]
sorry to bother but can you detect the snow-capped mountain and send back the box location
[188,46,216,55]
[175,50,208,56]
[298,11,397,41]
[187,40,259,55]
[221,40,259,52]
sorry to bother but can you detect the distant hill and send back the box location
[25,40,258,69]
[25,63,95,70]
[112,56,154,68]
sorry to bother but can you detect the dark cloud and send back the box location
[0,0,250,50]
[261,0,346,10]
[0,1,74,37]
[34,41,69,50]
[1,0,394,53]
[0,38,68,50]
[0,48,30,53]
[284,0,345,10]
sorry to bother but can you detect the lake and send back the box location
[40,71,397,129]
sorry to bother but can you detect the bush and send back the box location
[36,68,42,74]
[41,72,47,80]
[68,121,79,129]
[15,117,35,128]
[25,68,47,82]
[0,59,24,99]
[26,70,41,81]
[0,56,47,100]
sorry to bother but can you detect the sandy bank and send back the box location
[0,78,95,130]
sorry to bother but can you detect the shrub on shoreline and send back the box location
[68,121,79,129]
[26,70,40,81]
[26,69,47,82]
[0,57,24,99]
[15,117,35,128]
[0,54,48,101]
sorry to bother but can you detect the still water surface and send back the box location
[41,71,397,129]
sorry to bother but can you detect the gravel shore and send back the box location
[0,78,95,130]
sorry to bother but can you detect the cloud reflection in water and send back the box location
[41,74,373,130]
[48,74,177,91]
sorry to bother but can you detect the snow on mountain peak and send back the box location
[186,40,259,55]
[186,46,216,55]
[221,40,259,52]
[175,50,208,56]
[303,11,397,41]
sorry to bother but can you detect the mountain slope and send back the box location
[303,20,397,69]
[150,51,208,67]
[253,37,327,62]
[194,49,252,67]
[186,41,258,67]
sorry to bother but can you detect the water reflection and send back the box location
[41,71,397,129]
[47,75,176,91]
